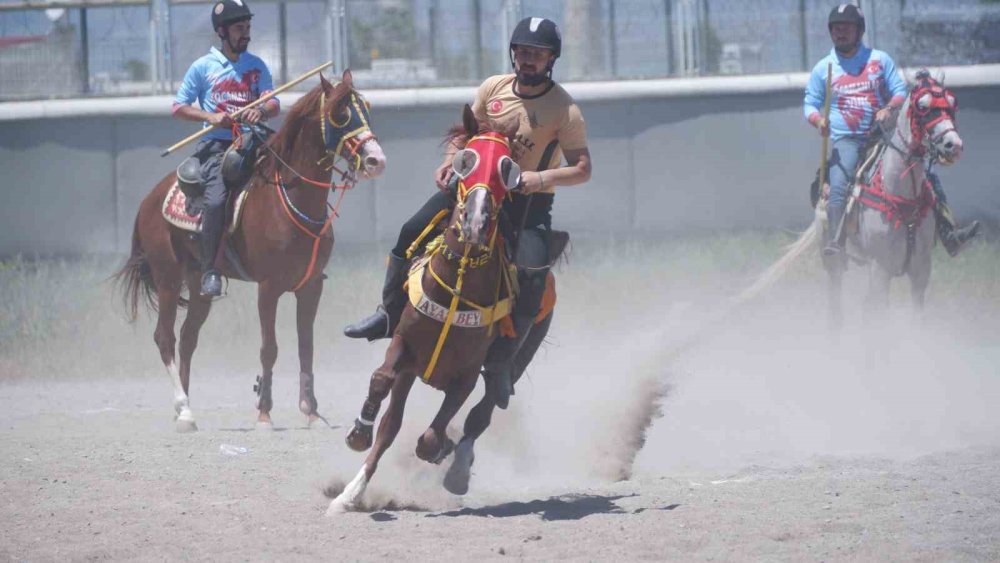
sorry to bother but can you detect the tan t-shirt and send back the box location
[471,74,587,195]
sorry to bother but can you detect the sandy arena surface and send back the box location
[2,239,999,561]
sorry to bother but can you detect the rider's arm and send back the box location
[803,61,826,127]
[882,54,907,109]
[256,64,281,120]
[540,148,592,188]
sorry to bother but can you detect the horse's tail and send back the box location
[734,208,825,305]
[112,215,157,323]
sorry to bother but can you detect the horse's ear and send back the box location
[462,104,478,136]
[319,72,334,95]
[342,68,353,88]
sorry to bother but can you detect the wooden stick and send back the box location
[819,62,833,193]
[160,60,334,157]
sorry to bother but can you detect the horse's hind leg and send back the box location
[908,251,932,312]
[346,336,406,451]
[444,312,554,495]
[153,274,197,432]
[177,269,213,421]
[328,369,416,515]
[416,373,477,465]
[295,277,324,427]
[255,282,282,430]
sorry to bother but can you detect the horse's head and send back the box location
[319,69,386,179]
[449,105,520,249]
[906,70,962,165]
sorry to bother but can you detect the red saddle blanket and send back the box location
[161,182,250,234]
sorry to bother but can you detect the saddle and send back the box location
[162,183,251,235]
[809,136,885,209]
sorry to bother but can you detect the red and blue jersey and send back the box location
[804,45,907,141]
[172,47,276,141]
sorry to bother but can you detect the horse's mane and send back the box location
[260,84,334,179]
[443,124,471,151]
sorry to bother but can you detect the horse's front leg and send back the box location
[865,262,893,324]
[416,372,477,465]
[328,367,416,515]
[346,336,407,451]
[294,277,324,427]
[908,224,934,312]
[255,281,282,430]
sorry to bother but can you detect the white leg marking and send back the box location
[326,466,369,515]
[165,361,196,431]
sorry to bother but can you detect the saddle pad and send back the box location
[162,182,250,234]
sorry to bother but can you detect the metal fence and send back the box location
[1,0,998,101]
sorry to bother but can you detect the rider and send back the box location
[344,16,592,408]
[804,3,978,257]
[172,0,279,296]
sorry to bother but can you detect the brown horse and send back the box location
[327,106,519,513]
[115,69,385,432]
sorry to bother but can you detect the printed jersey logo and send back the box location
[488,100,503,113]
[212,68,262,112]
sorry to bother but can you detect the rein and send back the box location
[259,88,374,291]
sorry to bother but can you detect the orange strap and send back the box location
[275,172,346,291]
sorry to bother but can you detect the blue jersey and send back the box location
[803,45,907,141]
[173,47,276,141]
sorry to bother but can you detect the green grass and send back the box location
[1,233,997,382]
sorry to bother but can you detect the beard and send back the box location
[516,68,549,86]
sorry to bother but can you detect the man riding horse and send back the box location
[344,16,592,409]
[805,3,978,259]
[172,0,279,297]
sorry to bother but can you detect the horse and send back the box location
[114,69,386,432]
[744,70,963,326]
[326,106,520,514]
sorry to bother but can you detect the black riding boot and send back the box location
[343,253,409,341]
[823,204,845,257]
[935,201,980,257]
[199,205,225,297]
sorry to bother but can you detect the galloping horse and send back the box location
[749,71,963,325]
[115,70,385,432]
[327,106,519,513]
[826,70,963,323]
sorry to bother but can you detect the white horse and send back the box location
[743,70,963,325]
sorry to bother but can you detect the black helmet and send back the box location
[212,0,253,31]
[510,17,561,58]
[828,3,865,34]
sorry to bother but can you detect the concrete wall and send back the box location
[1,66,998,256]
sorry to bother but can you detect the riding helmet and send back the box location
[509,17,562,58]
[212,0,253,31]
[828,3,865,34]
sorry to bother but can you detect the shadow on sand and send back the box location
[426,493,678,522]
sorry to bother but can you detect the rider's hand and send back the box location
[816,116,830,138]
[434,161,454,192]
[518,171,546,194]
[240,108,264,125]
[874,107,893,126]
[208,112,234,128]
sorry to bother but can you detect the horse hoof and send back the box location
[255,421,274,432]
[325,500,351,516]
[443,442,474,495]
[345,423,373,452]
[175,419,198,433]
[429,436,456,465]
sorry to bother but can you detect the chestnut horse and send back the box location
[327,106,519,513]
[115,70,385,432]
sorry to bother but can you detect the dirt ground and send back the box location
[2,237,999,561]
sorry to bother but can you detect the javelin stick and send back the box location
[160,60,334,157]
[819,62,832,195]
